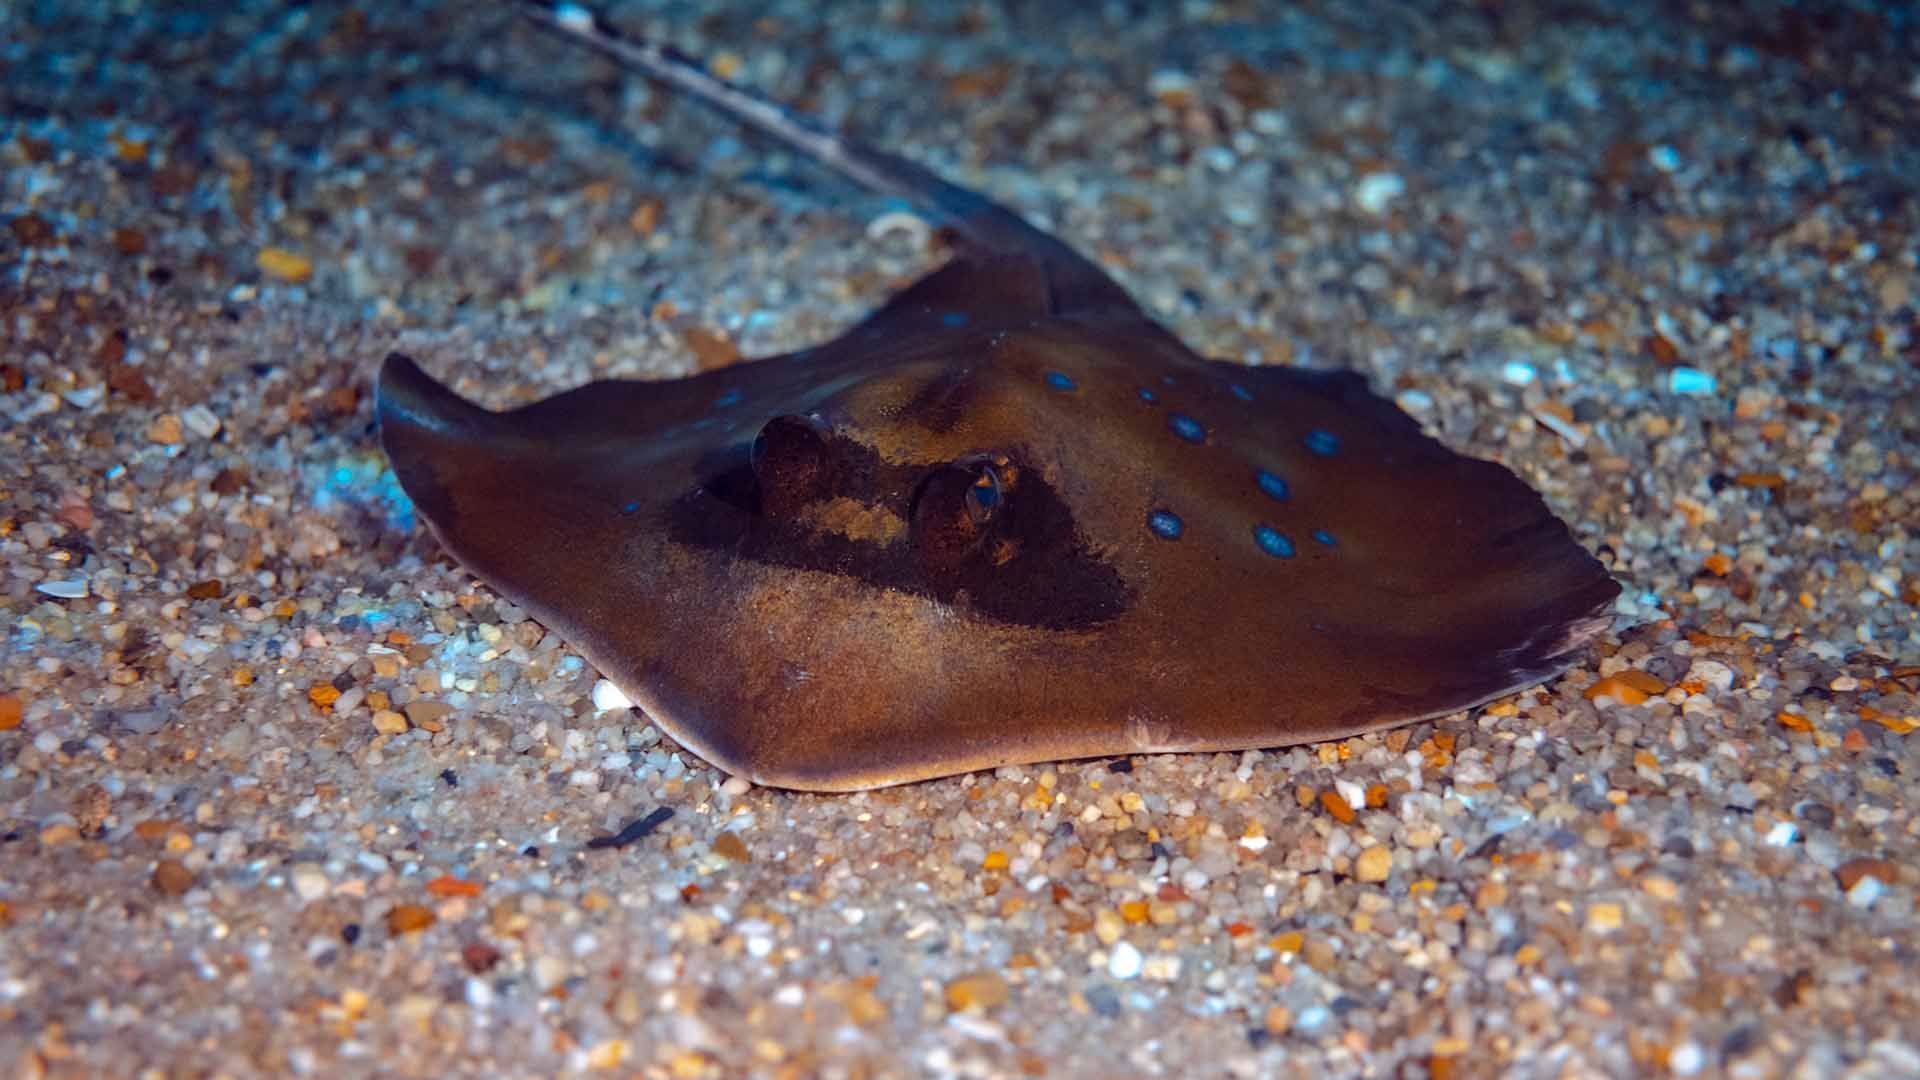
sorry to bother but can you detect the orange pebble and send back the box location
[426,874,483,899]
[1584,670,1667,705]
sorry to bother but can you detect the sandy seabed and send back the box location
[3,1,1917,1076]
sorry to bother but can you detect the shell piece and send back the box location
[376,3,1619,790]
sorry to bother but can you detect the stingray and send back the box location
[376,0,1620,791]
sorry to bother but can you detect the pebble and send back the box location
[256,247,313,283]
[944,972,1010,1012]
[1354,845,1392,883]
[1834,858,1896,893]
[711,831,749,862]
[145,413,184,444]
[1685,659,1736,693]
[1585,671,1666,705]
[591,679,634,712]
[34,577,89,599]
[1107,942,1143,980]
[150,859,195,897]
[1667,366,1717,396]
[1586,903,1623,933]
[289,863,329,902]
[1353,171,1406,214]
[386,905,437,935]
[180,405,221,440]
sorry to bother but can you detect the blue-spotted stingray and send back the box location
[377,1,1620,791]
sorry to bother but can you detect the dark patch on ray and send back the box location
[665,432,1132,632]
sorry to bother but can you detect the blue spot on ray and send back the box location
[621,501,642,514]
[941,312,969,327]
[1230,383,1254,402]
[712,388,742,408]
[1147,510,1184,540]
[1044,371,1077,392]
[1138,388,1158,404]
[1312,528,1336,547]
[1253,525,1295,559]
[1305,429,1340,456]
[1255,468,1289,501]
[1168,413,1206,443]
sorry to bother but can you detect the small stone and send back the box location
[1094,908,1124,945]
[1667,366,1717,396]
[1641,875,1679,901]
[0,694,21,731]
[257,247,314,283]
[1685,659,1735,692]
[719,774,752,797]
[711,831,749,862]
[1107,941,1143,980]
[1587,902,1623,932]
[403,700,453,729]
[150,859,194,897]
[387,904,437,935]
[180,405,222,440]
[585,1040,628,1071]
[146,414,184,445]
[1147,69,1197,106]
[1585,671,1667,705]
[426,875,483,899]
[1334,778,1366,814]
[1354,845,1392,883]
[39,823,79,846]
[289,863,328,901]
[592,679,634,712]
[9,212,55,246]
[1835,857,1896,892]
[462,942,502,974]
[35,577,88,600]
[944,971,1010,1012]
[371,709,409,735]
[1353,171,1406,215]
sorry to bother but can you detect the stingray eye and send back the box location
[964,465,1001,527]
[912,457,1004,569]
[751,414,832,515]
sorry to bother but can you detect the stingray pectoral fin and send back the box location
[376,353,512,529]
[377,353,503,443]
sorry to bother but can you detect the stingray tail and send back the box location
[513,0,1137,316]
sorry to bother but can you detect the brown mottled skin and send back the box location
[376,1,1619,790]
